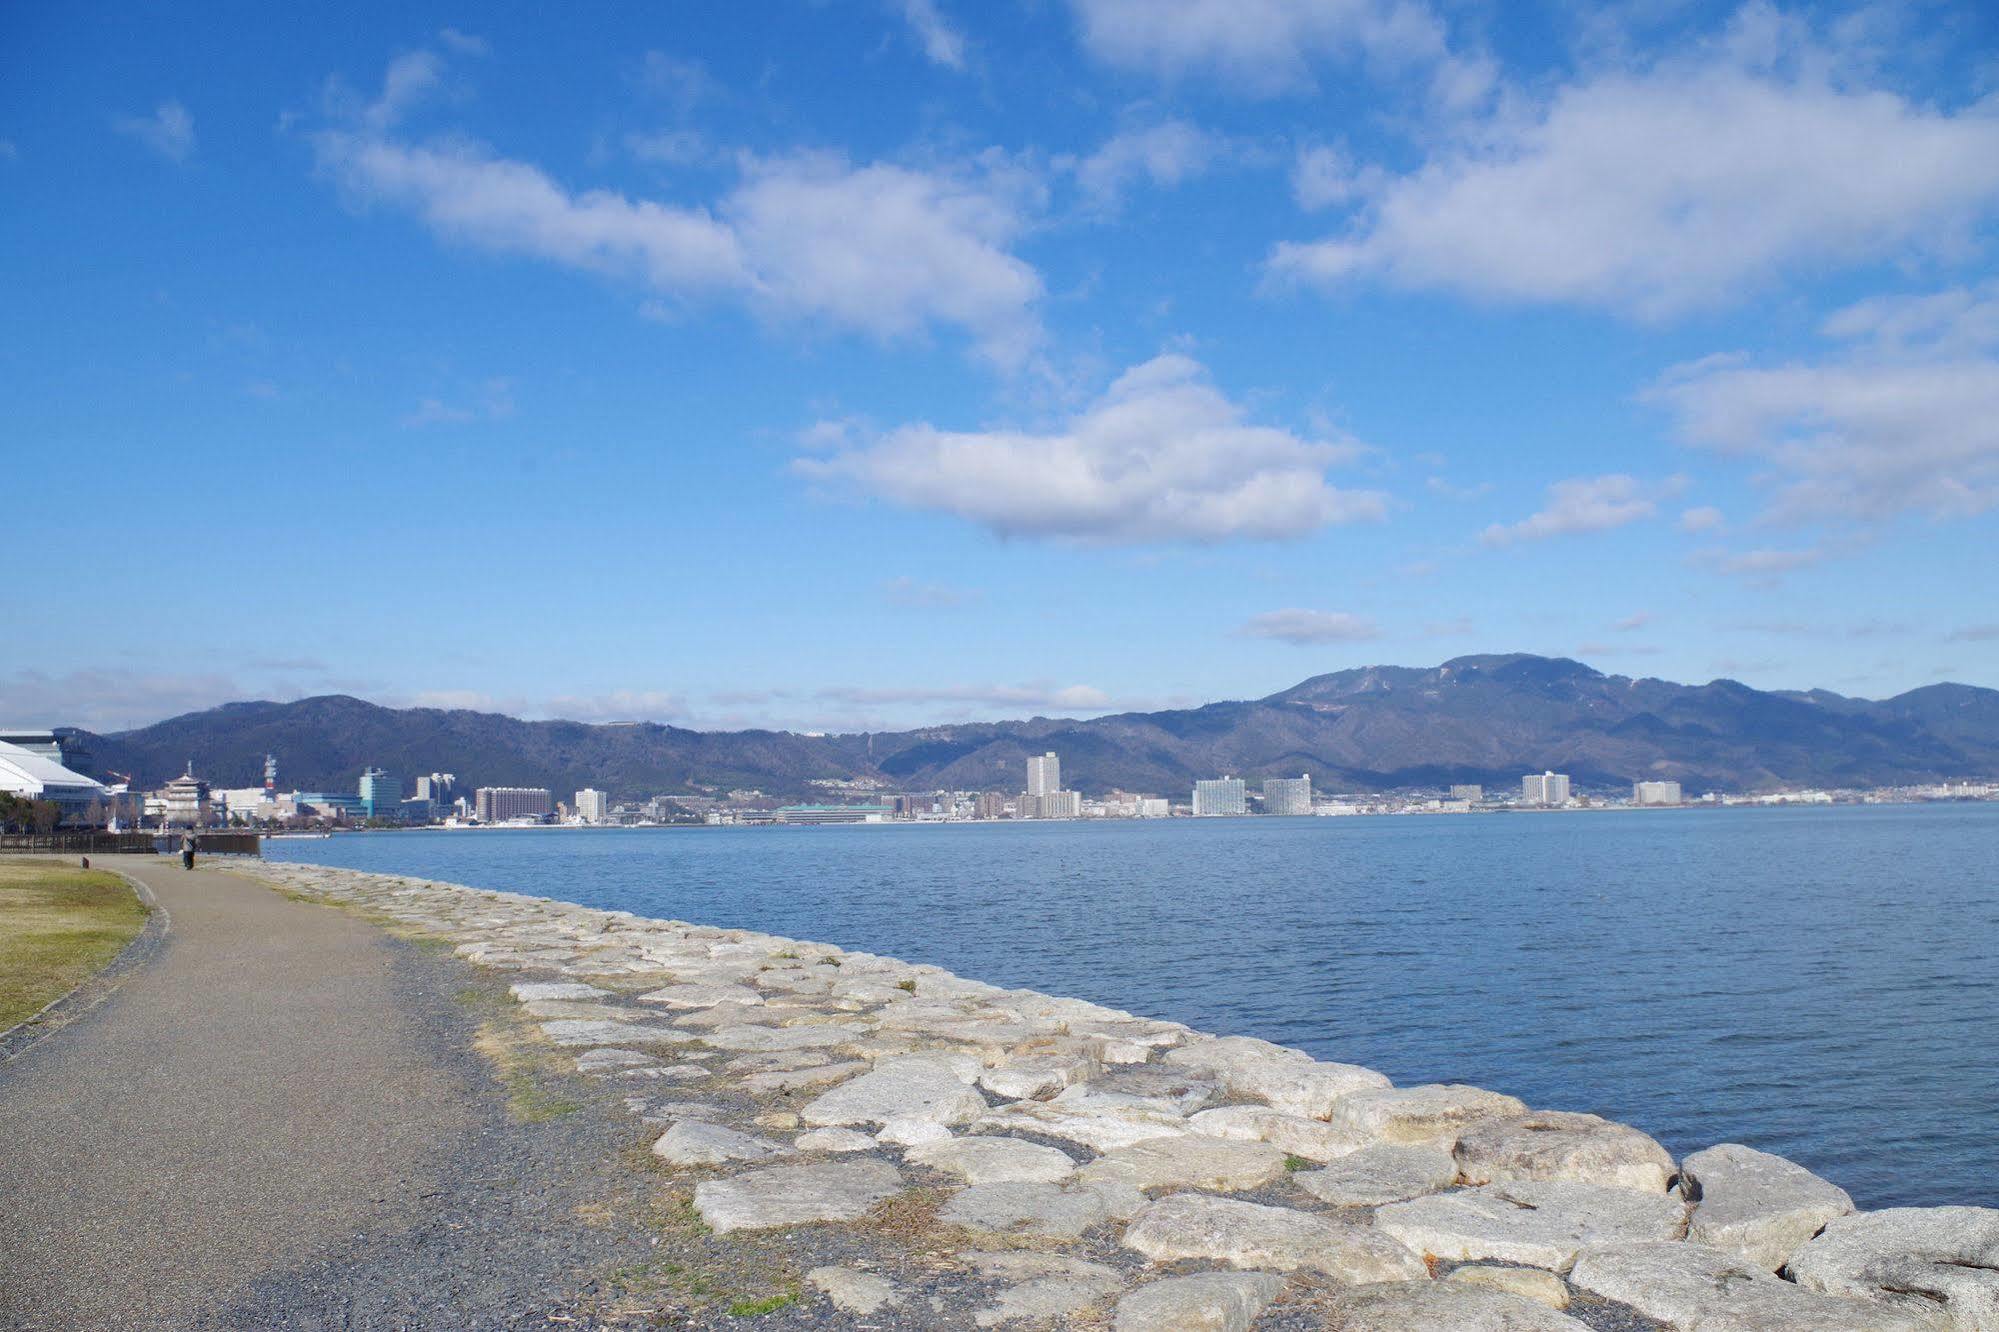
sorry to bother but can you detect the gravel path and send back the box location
[0,855,652,1332]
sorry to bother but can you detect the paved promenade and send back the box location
[0,855,643,1332]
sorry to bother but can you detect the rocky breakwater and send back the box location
[256,863,1999,1331]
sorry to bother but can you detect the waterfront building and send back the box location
[475,787,554,822]
[1040,790,1082,819]
[1449,784,1484,803]
[1262,775,1313,816]
[1522,771,1571,806]
[773,804,890,824]
[0,740,109,822]
[1634,780,1683,806]
[1137,797,1170,818]
[415,773,457,807]
[974,792,1008,820]
[297,792,365,820]
[1192,777,1247,817]
[1026,752,1060,797]
[575,788,610,823]
[359,767,401,819]
[159,763,213,827]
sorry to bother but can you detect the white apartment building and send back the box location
[575,788,610,822]
[1026,752,1060,797]
[1262,775,1313,816]
[1522,771,1571,806]
[1634,780,1683,806]
[1192,777,1247,816]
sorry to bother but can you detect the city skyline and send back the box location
[7,2,1999,735]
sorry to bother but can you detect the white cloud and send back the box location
[1,668,264,733]
[1065,0,1466,99]
[1612,612,1652,632]
[636,51,719,116]
[1649,283,1999,521]
[541,690,689,723]
[894,0,968,70]
[1679,505,1725,533]
[816,682,1112,711]
[315,120,1045,366]
[1703,545,1826,578]
[401,378,514,428]
[1068,120,1228,211]
[438,28,489,57]
[795,353,1387,544]
[1481,474,1662,546]
[1291,143,1369,210]
[113,100,195,162]
[1270,28,1999,318]
[1237,608,1382,644]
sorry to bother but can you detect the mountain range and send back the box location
[69,655,1999,800]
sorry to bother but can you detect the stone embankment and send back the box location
[258,863,1999,1331]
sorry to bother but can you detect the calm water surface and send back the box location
[267,803,1998,1209]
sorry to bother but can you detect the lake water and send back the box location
[265,803,1998,1210]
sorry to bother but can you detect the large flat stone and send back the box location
[938,1180,1110,1239]
[1081,1134,1288,1192]
[1681,1143,1854,1271]
[1455,1111,1676,1193]
[651,1120,787,1167]
[1295,1142,1459,1206]
[1376,1180,1688,1273]
[977,1054,1096,1100]
[1571,1240,1939,1332]
[1187,1105,1370,1162]
[539,1019,691,1047]
[692,1159,903,1233]
[1164,1036,1390,1118]
[1332,1084,1528,1147]
[1321,1280,1590,1330]
[1113,1272,1286,1332]
[510,981,611,1002]
[799,1061,988,1129]
[977,1096,1189,1153]
[638,982,763,1008]
[698,1023,864,1052]
[806,1266,897,1315]
[1448,1266,1571,1309]
[1786,1205,1999,1329]
[1122,1193,1425,1282]
[905,1135,1077,1185]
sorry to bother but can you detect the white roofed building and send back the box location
[0,740,110,821]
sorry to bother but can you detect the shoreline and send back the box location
[249,858,1996,1330]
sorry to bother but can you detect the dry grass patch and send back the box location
[468,1006,584,1122]
[0,860,149,1030]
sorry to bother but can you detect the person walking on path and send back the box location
[180,833,195,870]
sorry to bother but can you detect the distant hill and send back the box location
[72,655,1999,799]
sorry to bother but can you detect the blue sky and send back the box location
[4,0,1998,733]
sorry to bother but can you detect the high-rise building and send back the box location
[1633,780,1682,806]
[359,767,401,819]
[1192,777,1247,817]
[1026,752,1060,797]
[1262,775,1312,816]
[1449,784,1484,803]
[1522,771,1571,806]
[575,788,610,822]
[974,791,1009,820]
[1040,790,1081,819]
[1137,797,1170,818]
[415,773,457,807]
[475,787,554,822]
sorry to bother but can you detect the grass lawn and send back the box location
[0,860,150,1031]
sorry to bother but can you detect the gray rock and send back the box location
[793,1127,877,1153]
[692,1159,903,1233]
[698,1023,863,1052]
[1332,1084,1529,1147]
[1080,1133,1288,1192]
[651,1120,786,1167]
[976,1095,1189,1153]
[806,1265,897,1315]
[1787,1205,1998,1329]
[1113,1272,1286,1332]
[1572,1239,1939,1331]
[1376,1180,1688,1272]
[573,1047,657,1074]
[741,1060,869,1094]
[1295,1142,1459,1206]
[1321,1280,1590,1330]
[1187,1104,1370,1162]
[874,1116,953,1146]
[1122,1192,1425,1281]
[637,981,764,1008]
[800,1061,988,1129]
[539,1019,690,1047]
[977,1054,1096,1100]
[938,1180,1109,1239]
[1455,1110,1676,1193]
[1448,1266,1570,1309]
[1681,1142,1854,1271]
[906,1135,1077,1184]
[509,981,610,1002]
[973,1272,1121,1326]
